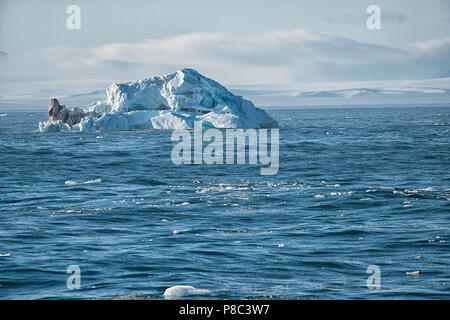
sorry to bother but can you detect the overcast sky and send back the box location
[0,0,449,90]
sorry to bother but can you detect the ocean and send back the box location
[0,105,448,299]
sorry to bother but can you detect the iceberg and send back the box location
[39,69,277,131]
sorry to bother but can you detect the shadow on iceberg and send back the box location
[39,69,277,131]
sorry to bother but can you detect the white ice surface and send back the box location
[163,285,211,299]
[39,69,277,131]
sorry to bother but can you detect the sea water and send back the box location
[0,106,448,299]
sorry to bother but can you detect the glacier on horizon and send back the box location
[38,69,277,131]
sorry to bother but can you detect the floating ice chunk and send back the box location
[406,271,420,276]
[64,180,78,185]
[163,285,211,299]
[40,120,72,132]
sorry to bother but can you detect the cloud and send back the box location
[410,37,450,51]
[0,28,448,90]
[323,14,361,24]
[324,10,408,24]
[383,11,408,23]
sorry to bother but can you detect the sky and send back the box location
[0,0,449,106]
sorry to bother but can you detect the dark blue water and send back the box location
[0,106,449,299]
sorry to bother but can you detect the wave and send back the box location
[64,178,102,185]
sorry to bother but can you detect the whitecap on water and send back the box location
[330,191,353,196]
[405,187,434,194]
[65,178,102,185]
[84,178,102,184]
